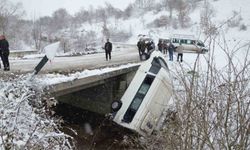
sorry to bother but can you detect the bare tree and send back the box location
[176,0,191,28]
[123,4,134,19]
[161,0,176,19]
[73,7,91,25]
[200,0,217,36]
[51,8,71,31]
[32,18,43,50]
[135,0,154,10]
[0,0,24,34]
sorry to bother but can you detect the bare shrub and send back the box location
[200,0,217,36]
[172,18,179,29]
[128,33,250,150]
[227,11,242,28]
[176,0,191,28]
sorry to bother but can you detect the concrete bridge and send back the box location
[0,44,141,114]
[49,64,140,115]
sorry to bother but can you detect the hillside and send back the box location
[43,0,250,55]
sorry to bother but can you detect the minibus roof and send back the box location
[171,34,196,39]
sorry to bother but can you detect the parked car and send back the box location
[171,34,208,53]
[111,51,173,136]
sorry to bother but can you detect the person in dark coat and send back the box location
[146,40,155,54]
[104,38,112,61]
[0,36,1,69]
[162,42,168,55]
[137,39,142,59]
[157,39,163,53]
[168,42,175,61]
[0,35,10,71]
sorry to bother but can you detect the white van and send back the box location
[171,34,208,53]
[111,51,173,136]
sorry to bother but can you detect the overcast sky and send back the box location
[10,0,135,19]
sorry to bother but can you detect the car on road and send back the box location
[111,51,173,136]
[160,35,209,53]
[172,38,208,53]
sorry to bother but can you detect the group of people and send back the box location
[137,39,155,60]
[0,35,10,71]
[157,39,183,62]
[137,38,183,62]
[104,38,183,63]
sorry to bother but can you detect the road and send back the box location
[5,44,140,74]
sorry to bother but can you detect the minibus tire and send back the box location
[111,100,122,112]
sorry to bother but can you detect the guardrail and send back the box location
[10,50,38,58]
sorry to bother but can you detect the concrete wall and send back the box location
[56,71,136,115]
[48,65,139,115]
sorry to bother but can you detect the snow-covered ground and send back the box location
[1,0,250,149]
[7,43,140,74]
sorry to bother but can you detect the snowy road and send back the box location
[6,44,140,74]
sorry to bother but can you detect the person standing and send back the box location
[168,42,175,61]
[0,36,2,69]
[163,41,168,55]
[0,35,10,71]
[157,39,163,53]
[176,43,184,62]
[104,38,112,61]
[137,39,142,60]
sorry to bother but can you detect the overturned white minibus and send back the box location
[111,51,173,136]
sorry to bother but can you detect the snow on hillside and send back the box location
[108,0,249,72]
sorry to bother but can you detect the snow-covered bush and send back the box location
[0,75,74,149]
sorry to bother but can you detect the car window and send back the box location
[187,40,195,45]
[122,75,155,123]
[149,57,161,74]
[138,83,151,95]
[180,39,187,44]
[197,41,205,47]
[172,38,179,43]
[130,97,143,110]
[149,57,169,74]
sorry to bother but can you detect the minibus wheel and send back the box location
[201,48,207,53]
[111,100,122,112]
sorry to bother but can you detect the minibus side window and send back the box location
[122,75,155,123]
[180,39,187,44]
[158,57,169,70]
[149,57,161,74]
[172,38,179,43]
[197,41,205,47]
